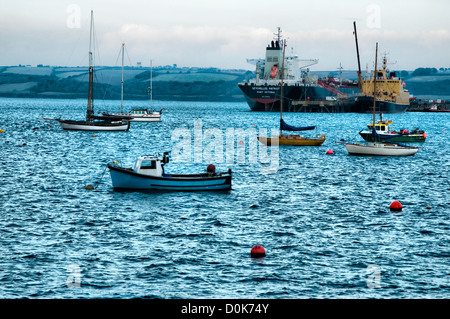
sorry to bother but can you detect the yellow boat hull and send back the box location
[257,134,326,146]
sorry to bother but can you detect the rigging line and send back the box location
[99,46,123,106]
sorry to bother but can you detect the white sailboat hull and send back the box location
[109,111,162,122]
[58,120,130,131]
[343,142,419,156]
[127,114,161,122]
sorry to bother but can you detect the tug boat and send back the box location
[107,153,232,192]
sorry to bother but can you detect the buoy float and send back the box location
[389,201,403,212]
[85,184,94,190]
[326,150,333,155]
[0,129,4,133]
[426,205,431,210]
[423,132,427,139]
[250,245,266,258]
[93,134,96,137]
[207,164,215,174]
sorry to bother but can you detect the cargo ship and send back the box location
[237,26,409,113]
[237,28,359,112]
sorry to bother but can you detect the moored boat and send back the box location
[340,141,419,156]
[47,11,130,131]
[237,28,349,112]
[256,40,325,146]
[359,119,426,143]
[339,42,420,157]
[107,153,232,192]
[351,21,410,114]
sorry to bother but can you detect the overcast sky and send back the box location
[1,0,449,71]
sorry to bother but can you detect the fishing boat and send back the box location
[359,118,427,143]
[339,42,420,156]
[103,51,164,122]
[47,11,130,131]
[257,38,325,146]
[107,153,232,191]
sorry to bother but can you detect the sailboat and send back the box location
[257,38,325,146]
[339,43,419,156]
[49,11,130,131]
[103,45,164,122]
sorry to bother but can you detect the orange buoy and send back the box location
[250,245,266,258]
[423,132,427,139]
[389,201,403,212]
[326,150,333,155]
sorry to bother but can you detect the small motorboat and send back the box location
[107,153,232,191]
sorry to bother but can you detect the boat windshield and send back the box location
[140,160,157,169]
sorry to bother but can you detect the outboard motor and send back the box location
[162,152,170,164]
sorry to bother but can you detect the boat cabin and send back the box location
[133,153,169,176]
[367,120,393,133]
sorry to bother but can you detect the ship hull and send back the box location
[238,83,339,112]
[238,82,369,112]
[352,96,409,113]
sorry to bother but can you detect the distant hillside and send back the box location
[0,65,251,101]
[1,65,449,101]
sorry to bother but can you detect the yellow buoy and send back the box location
[0,129,4,133]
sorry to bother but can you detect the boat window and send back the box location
[140,160,156,169]
[380,126,385,131]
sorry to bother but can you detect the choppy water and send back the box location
[0,97,448,299]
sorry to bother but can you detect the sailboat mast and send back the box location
[373,42,378,127]
[150,60,153,111]
[279,39,286,136]
[121,43,124,113]
[87,10,94,122]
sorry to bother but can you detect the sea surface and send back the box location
[0,97,448,299]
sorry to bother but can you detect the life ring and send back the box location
[321,135,326,140]
[270,66,278,79]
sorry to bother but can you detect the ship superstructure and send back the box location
[238,28,357,112]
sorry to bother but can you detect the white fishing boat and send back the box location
[339,42,420,156]
[107,153,232,191]
[45,11,130,131]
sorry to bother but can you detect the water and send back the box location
[0,97,448,299]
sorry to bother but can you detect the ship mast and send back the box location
[353,21,362,89]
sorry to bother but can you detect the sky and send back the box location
[1,0,449,71]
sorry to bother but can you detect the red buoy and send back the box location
[389,201,403,212]
[326,150,333,155]
[250,245,266,258]
[207,164,215,173]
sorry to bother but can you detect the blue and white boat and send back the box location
[107,153,232,192]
